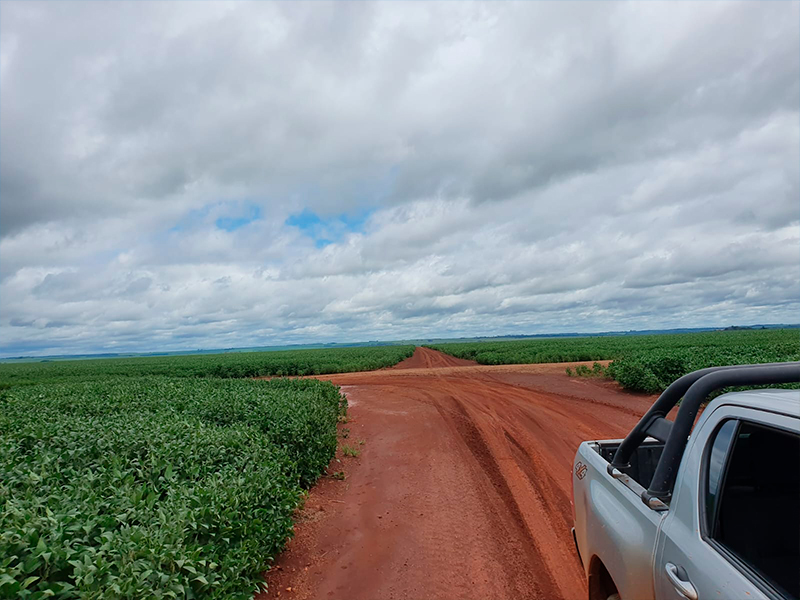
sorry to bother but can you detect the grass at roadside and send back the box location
[429,329,799,393]
[565,362,608,378]
[0,376,345,599]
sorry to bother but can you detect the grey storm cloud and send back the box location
[1,0,798,356]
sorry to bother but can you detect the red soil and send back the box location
[389,346,478,369]
[259,348,658,600]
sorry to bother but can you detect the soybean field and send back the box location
[0,377,348,599]
[0,345,414,599]
[428,329,800,393]
[0,345,415,389]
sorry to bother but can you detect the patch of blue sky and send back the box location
[285,208,373,246]
[168,201,262,233]
[215,204,261,232]
[169,206,211,233]
[285,209,324,231]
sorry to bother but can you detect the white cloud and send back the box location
[1,1,798,355]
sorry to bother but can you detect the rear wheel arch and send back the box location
[587,555,620,600]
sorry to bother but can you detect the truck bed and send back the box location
[596,439,665,489]
[572,438,668,600]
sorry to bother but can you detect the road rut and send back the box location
[259,347,656,600]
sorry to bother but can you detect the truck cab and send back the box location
[572,363,800,600]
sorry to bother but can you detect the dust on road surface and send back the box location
[259,347,657,600]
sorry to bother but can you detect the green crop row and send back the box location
[606,340,800,393]
[429,329,800,393]
[0,345,415,389]
[0,376,345,599]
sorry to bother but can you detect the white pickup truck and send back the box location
[572,362,800,600]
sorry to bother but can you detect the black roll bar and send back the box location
[609,361,800,506]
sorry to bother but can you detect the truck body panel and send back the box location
[574,439,664,600]
[573,386,800,600]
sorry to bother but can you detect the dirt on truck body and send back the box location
[259,347,660,600]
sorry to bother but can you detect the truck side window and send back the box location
[705,419,738,531]
[709,421,800,600]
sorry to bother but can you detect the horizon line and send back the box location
[2,322,797,362]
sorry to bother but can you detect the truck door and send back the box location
[654,406,799,600]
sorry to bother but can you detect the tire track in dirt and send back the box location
[504,430,572,533]
[436,395,560,600]
[259,348,657,600]
[431,372,587,598]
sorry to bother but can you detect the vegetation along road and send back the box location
[261,347,667,600]
[2,330,796,598]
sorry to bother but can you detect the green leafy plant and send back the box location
[429,329,800,393]
[0,376,345,598]
[0,345,415,390]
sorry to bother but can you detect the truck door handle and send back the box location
[665,563,697,600]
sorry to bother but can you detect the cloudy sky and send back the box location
[1,1,798,356]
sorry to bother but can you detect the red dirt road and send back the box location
[260,348,657,600]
